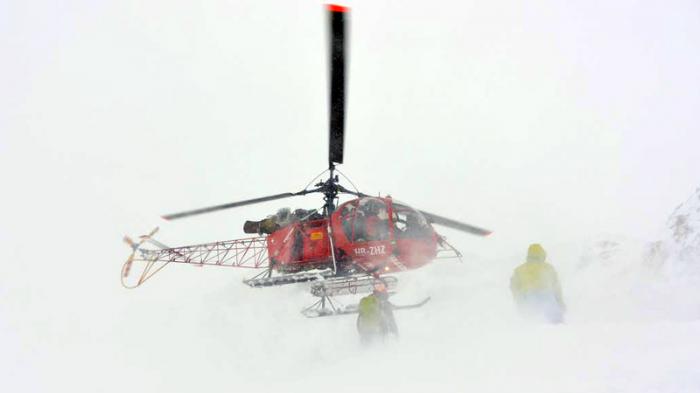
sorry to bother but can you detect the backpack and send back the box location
[357,295,383,333]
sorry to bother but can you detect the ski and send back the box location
[303,296,431,318]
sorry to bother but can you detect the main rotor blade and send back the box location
[327,4,349,167]
[419,210,492,237]
[162,192,305,221]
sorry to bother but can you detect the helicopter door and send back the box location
[348,198,393,264]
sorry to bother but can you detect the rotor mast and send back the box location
[320,164,339,216]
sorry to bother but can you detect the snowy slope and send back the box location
[3,183,700,393]
[572,187,700,323]
[3,187,700,393]
[101,254,700,393]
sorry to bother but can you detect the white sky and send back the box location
[3,0,699,251]
[1,1,699,391]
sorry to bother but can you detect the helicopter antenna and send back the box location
[335,169,361,195]
[302,168,330,191]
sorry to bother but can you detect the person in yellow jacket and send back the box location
[510,244,565,323]
[357,281,398,345]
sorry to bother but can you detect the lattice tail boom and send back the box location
[122,234,270,289]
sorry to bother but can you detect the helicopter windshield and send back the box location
[356,198,390,241]
[392,203,431,239]
[339,198,390,242]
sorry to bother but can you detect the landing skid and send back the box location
[301,274,430,318]
[301,274,396,317]
[303,296,432,318]
[301,295,347,318]
[243,268,335,288]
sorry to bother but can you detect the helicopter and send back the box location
[122,4,491,317]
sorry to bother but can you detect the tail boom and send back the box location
[122,235,270,288]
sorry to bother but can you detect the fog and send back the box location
[2,1,700,392]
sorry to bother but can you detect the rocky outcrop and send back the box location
[663,186,700,268]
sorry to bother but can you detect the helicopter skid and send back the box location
[243,269,335,288]
[302,294,432,318]
[309,275,398,297]
[301,274,399,318]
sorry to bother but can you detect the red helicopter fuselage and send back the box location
[266,197,438,275]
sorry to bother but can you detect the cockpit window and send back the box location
[392,203,431,239]
[354,198,390,242]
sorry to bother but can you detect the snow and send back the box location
[2,1,700,392]
[6,227,700,392]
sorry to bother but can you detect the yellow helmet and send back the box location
[527,243,546,263]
